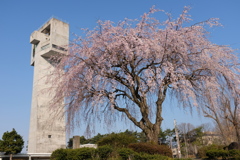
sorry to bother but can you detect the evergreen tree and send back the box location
[159,128,175,145]
[0,128,24,160]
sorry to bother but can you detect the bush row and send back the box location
[128,143,172,157]
[97,132,137,149]
[118,148,170,160]
[51,143,173,160]
[51,145,112,160]
[197,144,225,158]
[206,149,240,159]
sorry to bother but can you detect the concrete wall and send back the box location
[72,136,80,149]
[28,18,69,153]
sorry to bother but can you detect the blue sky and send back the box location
[0,0,239,152]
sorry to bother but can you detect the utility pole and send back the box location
[174,119,181,158]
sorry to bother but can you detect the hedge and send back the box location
[197,144,224,158]
[50,148,68,160]
[51,147,171,160]
[50,147,95,160]
[118,148,135,160]
[206,149,240,159]
[128,143,172,157]
[97,133,137,148]
[96,145,113,160]
[133,152,170,160]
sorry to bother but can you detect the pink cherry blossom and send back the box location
[47,6,240,143]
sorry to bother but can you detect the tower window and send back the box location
[48,135,51,138]
[42,24,51,35]
[32,42,39,58]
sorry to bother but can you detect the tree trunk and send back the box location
[203,106,229,145]
[113,86,165,144]
[215,117,229,145]
[10,154,12,160]
[234,123,240,143]
[141,86,166,144]
[143,123,161,144]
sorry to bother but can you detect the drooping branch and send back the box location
[46,6,240,143]
[112,103,142,128]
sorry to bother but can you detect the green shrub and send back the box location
[66,149,77,160]
[229,149,240,159]
[62,148,95,160]
[75,148,96,160]
[206,149,220,159]
[97,133,137,148]
[219,150,229,159]
[203,148,240,160]
[118,148,135,160]
[197,144,224,158]
[96,145,113,160]
[51,148,96,160]
[128,143,172,157]
[50,148,68,160]
[51,146,173,160]
[133,152,170,160]
[206,149,229,159]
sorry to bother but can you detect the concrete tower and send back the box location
[28,18,69,153]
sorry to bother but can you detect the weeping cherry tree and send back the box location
[48,7,240,143]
